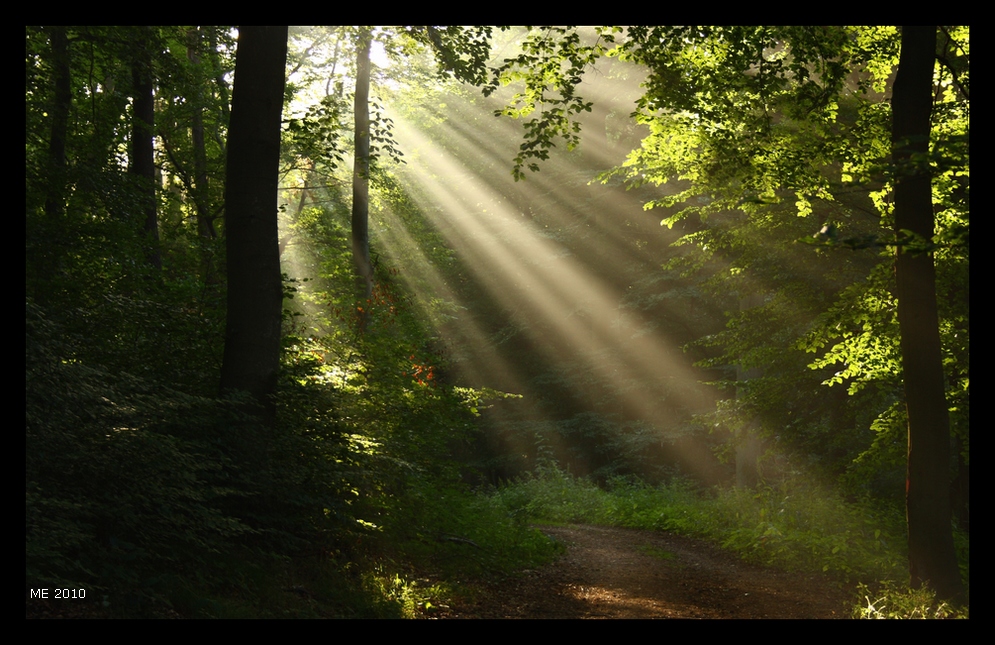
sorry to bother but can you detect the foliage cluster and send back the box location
[485,27,617,180]
[614,26,967,504]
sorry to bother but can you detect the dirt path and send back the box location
[437,524,852,619]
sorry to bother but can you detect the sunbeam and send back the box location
[381,95,719,477]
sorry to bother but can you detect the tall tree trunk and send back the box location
[219,26,288,422]
[33,26,74,299]
[352,28,374,329]
[186,28,214,240]
[186,27,221,287]
[892,25,964,603]
[44,26,71,224]
[130,29,161,273]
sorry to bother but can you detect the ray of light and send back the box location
[388,111,716,440]
[291,28,880,486]
[373,195,527,396]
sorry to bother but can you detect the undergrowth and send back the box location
[492,463,969,618]
[26,293,561,618]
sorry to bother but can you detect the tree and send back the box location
[219,26,289,419]
[128,27,161,273]
[352,27,374,325]
[282,26,493,332]
[185,27,214,244]
[891,25,963,602]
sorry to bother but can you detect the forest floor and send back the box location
[27,523,855,619]
[428,524,853,619]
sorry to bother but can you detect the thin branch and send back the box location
[935,26,969,101]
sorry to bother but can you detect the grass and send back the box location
[854,581,968,619]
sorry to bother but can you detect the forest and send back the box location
[26,26,968,618]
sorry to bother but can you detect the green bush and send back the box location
[371,476,562,579]
[492,464,611,525]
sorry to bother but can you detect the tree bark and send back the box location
[352,28,374,329]
[892,25,964,603]
[186,27,214,241]
[219,26,288,421]
[130,29,161,272]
